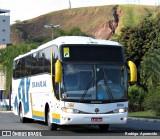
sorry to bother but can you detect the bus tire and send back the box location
[19,103,27,123]
[99,124,109,131]
[47,108,57,130]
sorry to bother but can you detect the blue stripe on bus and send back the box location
[0,105,12,109]
[52,118,60,124]
[32,115,44,121]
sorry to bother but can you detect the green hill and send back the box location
[116,5,160,34]
[10,5,160,44]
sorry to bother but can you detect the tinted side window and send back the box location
[52,45,59,99]
[13,60,21,78]
[52,45,58,78]
[21,58,26,77]
[43,47,51,73]
[13,46,53,79]
[25,55,32,76]
[13,61,16,78]
[32,53,38,75]
[38,51,44,73]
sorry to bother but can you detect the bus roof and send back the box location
[14,36,123,61]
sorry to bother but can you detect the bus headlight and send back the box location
[61,107,80,113]
[113,107,128,113]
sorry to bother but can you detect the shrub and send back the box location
[128,85,146,112]
[144,87,160,116]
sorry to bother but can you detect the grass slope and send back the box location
[10,5,160,44]
[116,5,160,35]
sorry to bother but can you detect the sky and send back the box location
[0,0,159,24]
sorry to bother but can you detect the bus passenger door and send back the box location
[31,92,44,121]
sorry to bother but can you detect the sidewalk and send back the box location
[0,110,12,113]
[128,117,160,123]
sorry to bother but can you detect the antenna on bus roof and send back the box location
[88,37,97,44]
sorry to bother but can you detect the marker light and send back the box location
[61,107,80,113]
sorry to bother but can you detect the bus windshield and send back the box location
[61,64,127,103]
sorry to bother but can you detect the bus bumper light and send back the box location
[113,107,128,113]
[121,117,127,121]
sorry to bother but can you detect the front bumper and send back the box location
[53,112,127,125]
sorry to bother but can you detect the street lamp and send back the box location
[44,24,60,40]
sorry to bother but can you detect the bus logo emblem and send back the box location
[95,108,99,113]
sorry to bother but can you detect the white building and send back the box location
[0,9,10,45]
[0,9,9,91]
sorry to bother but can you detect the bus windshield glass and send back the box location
[61,64,127,103]
[60,44,124,63]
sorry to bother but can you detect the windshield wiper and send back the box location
[80,77,95,102]
[103,70,114,102]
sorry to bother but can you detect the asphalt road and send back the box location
[0,111,160,138]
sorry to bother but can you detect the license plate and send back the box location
[91,117,102,122]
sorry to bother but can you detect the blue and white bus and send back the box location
[12,36,137,130]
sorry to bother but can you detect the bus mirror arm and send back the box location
[55,60,62,83]
[127,61,137,83]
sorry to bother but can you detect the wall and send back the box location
[0,44,7,49]
[0,15,10,45]
[0,71,5,90]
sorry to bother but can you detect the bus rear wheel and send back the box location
[19,104,27,123]
[99,124,109,131]
[47,108,57,130]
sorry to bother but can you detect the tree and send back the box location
[0,43,37,94]
[118,15,160,68]
[118,15,160,87]
[144,87,160,116]
[140,48,160,115]
[140,48,160,90]
[66,27,88,36]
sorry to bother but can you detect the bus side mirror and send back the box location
[127,61,137,83]
[55,60,62,83]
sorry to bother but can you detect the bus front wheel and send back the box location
[47,108,57,130]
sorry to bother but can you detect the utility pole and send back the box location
[69,0,71,9]
[44,24,60,40]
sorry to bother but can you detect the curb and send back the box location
[0,110,13,113]
[128,117,160,123]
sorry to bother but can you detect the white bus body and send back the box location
[12,36,137,130]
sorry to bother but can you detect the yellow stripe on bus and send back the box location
[32,110,44,117]
[52,113,60,120]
